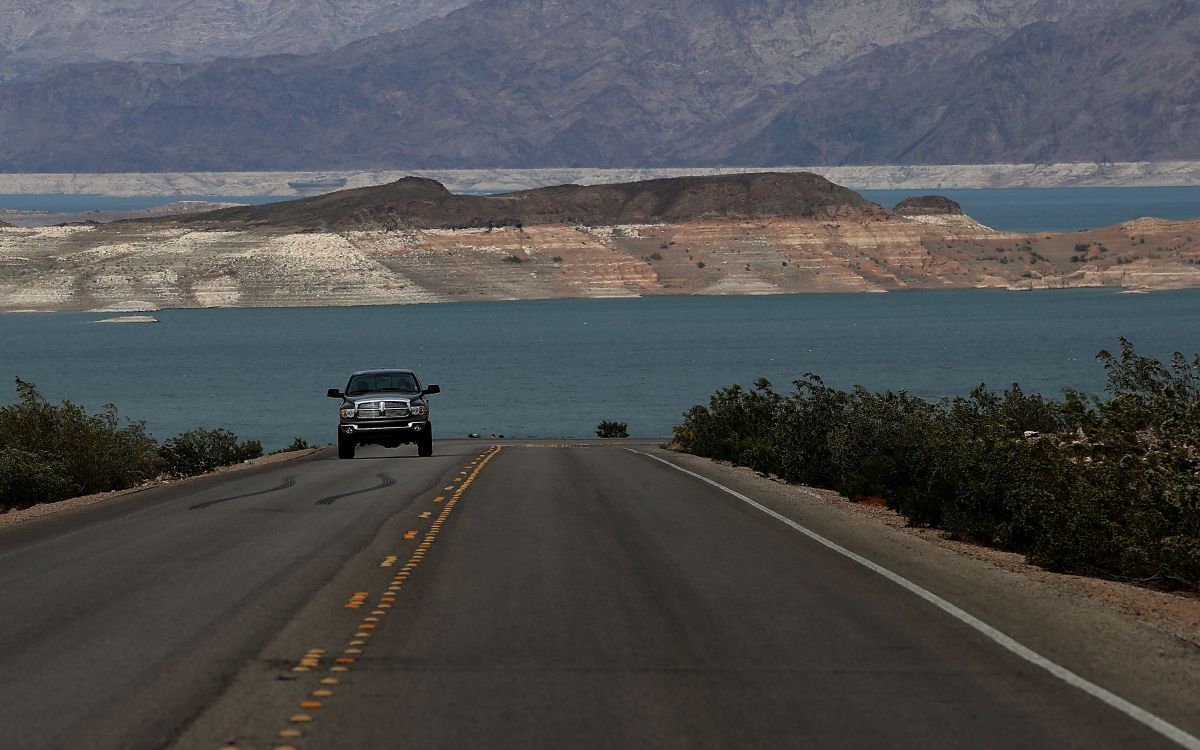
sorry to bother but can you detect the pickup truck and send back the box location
[327,369,440,459]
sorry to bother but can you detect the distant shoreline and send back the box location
[4,161,1200,197]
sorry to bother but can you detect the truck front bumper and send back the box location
[340,421,426,434]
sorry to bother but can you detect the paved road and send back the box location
[0,441,1195,749]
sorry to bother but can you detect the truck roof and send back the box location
[350,368,417,376]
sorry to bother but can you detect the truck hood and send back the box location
[344,392,424,404]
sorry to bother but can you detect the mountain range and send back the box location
[0,0,469,81]
[1,0,1196,172]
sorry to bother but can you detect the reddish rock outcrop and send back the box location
[894,195,964,216]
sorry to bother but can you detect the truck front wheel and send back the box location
[418,424,433,457]
[338,434,355,459]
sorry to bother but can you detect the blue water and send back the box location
[4,291,1200,449]
[859,187,1200,233]
[0,194,289,213]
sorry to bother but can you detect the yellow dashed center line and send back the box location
[268,446,503,743]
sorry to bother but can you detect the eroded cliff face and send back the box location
[3,214,1199,311]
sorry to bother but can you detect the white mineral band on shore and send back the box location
[5,161,1200,197]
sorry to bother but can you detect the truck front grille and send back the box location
[356,400,411,419]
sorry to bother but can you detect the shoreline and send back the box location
[0,285,1187,316]
[5,161,1200,197]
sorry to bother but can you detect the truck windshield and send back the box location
[346,372,419,395]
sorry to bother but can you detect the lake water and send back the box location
[2,186,1200,232]
[4,290,1200,449]
[859,186,1200,233]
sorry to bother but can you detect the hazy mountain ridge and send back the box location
[4,0,1195,171]
[0,0,470,81]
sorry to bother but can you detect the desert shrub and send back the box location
[0,379,270,511]
[827,388,940,501]
[595,420,630,439]
[673,341,1200,592]
[271,437,311,455]
[0,378,160,510]
[0,448,71,511]
[158,427,263,478]
[772,375,849,486]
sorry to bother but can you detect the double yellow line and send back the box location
[259,445,503,750]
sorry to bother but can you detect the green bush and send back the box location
[0,379,160,511]
[0,379,274,512]
[0,448,71,510]
[673,341,1200,592]
[595,420,630,439]
[270,437,311,455]
[159,428,263,478]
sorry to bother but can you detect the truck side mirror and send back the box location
[327,388,343,398]
[422,384,441,396]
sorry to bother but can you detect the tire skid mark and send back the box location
[317,473,396,506]
[189,476,297,510]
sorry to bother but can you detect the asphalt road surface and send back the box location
[0,440,1196,749]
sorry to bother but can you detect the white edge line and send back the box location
[627,448,1200,750]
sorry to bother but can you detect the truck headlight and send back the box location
[411,405,428,416]
[340,407,356,418]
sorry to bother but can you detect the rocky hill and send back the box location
[893,196,965,216]
[176,172,884,229]
[0,0,469,81]
[3,0,1170,172]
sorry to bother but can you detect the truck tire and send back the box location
[338,434,355,459]
[418,424,433,457]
